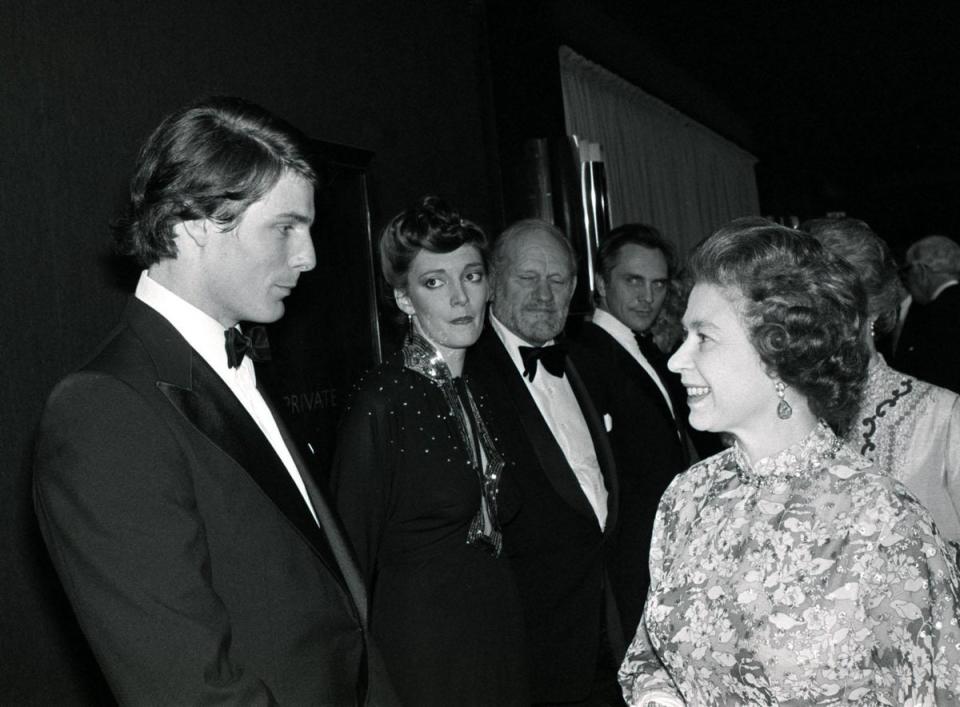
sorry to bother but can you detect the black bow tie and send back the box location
[225,326,272,369]
[519,343,566,381]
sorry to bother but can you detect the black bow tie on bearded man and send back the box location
[225,325,272,369]
[519,342,567,381]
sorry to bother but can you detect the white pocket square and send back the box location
[603,413,613,432]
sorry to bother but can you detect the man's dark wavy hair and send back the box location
[689,217,869,431]
[114,96,316,267]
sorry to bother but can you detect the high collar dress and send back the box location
[619,422,960,706]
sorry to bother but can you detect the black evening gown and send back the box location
[330,335,528,707]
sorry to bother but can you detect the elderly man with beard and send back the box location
[466,219,625,706]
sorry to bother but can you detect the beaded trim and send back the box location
[731,422,844,489]
[857,357,914,456]
[402,333,504,555]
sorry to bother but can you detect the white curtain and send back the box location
[560,46,760,257]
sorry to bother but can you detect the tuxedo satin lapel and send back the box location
[158,357,342,572]
[257,387,370,628]
[609,333,693,467]
[566,357,619,534]
[479,330,597,522]
[592,324,675,425]
[632,353,677,424]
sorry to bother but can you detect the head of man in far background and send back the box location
[596,223,677,334]
[903,235,960,304]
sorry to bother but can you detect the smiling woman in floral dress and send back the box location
[618,218,960,706]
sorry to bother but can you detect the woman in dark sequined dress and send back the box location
[330,196,527,706]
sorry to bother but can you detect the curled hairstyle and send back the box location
[689,217,869,430]
[379,195,488,290]
[804,218,903,334]
[115,96,316,267]
[598,223,677,284]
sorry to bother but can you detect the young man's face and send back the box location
[597,244,669,333]
[198,171,316,328]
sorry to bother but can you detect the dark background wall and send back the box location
[1,1,504,702]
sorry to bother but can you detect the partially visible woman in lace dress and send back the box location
[330,196,527,706]
[808,217,960,546]
[618,218,960,706]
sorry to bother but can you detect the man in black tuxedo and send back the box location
[466,219,624,706]
[568,224,700,639]
[33,97,395,706]
[895,234,960,393]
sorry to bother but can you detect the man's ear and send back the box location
[394,288,415,316]
[172,218,210,247]
[595,276,607,302]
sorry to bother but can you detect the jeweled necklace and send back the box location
[733,430,843,490]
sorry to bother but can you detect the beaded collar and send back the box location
[862,355,911,402]
[402,332,453,384]
[731,421,843,489]
[400,331,505,556]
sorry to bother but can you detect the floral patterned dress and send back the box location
[619,422,960,706]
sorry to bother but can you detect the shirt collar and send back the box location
[489,311,556,376]
[135,270,247,380]
[591,308,639,348]
[931,279,959,301]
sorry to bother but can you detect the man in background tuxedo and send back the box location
[466,219,624,706]
[33,97,394,706]
[895,234,960,393]
[569,224,698,639]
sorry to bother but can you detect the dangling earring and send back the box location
[407,313,415,336]
[775,381,793,420]
[870,321,876,338]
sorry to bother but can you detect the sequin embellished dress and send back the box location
[844,355,960,545]
[331,335,528,706]
[618,422,960,706]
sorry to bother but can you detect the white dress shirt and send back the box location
[490,313,608,529]
[591,308,675,419]
[135,271,319,525]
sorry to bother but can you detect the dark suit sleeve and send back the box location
[33,372,275,706]
[329,385,395,591]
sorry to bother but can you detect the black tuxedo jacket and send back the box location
[568,322,692,637]
[465,325,623,704]
[33,298,395,706]
[894,285,960,394]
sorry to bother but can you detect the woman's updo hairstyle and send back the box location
[379,195,488,290]
[689,217,869,431]
[803,218,903,335]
